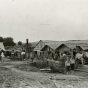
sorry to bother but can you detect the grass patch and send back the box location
[32,59,48,68]
[14,63,40,72]
[13,59,49,72]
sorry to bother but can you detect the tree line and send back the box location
[0,36,23,46]
[0,36,34,52]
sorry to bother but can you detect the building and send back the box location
[55,44,71,54]
[5,45,24,52]
[41,45,57,58]
[33,40,62,56]
[65,43,83,52]
[55,43,84,55]
[33,40,45,55]
[0,42,5,51]
[33,40,88,56]
[41,45,55,53]
[75,43,88,51]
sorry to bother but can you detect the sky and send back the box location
[0,0,88,42]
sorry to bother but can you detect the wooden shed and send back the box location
[41,45,55,53]
[65,43,83,53]
[33,40,45,56]
[55,44,72,54]
[41,44,59,58]
[55,43,83,55]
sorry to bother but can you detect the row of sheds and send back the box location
[33,40,88,55]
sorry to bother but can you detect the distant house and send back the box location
[33,40,88,56]
[74,43,88,51]
[5,45,24,52]
[55,44,71,53]
[33,40,45,55]
[14,45,25,52]
[41,45,55,54]
[0,42,5,51]
[5,46,14,52]
[41,44,57,58]
[65,43,83,52]
[55,43,84,55]
[33,40,61,56]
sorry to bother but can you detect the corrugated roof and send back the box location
[45,43,62,50]
[64,43,77,49]
[41,44,58,51]
[33,40,88,51]
[34,40,63,51]
[65,43,88,50]
[76,43,88,50]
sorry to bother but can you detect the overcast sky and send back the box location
[0,0,88,42]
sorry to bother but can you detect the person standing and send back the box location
[70,56,75,74]
[65,56,71,74]
[1,49,5,65]
[73,49,76,59]
[21,50,25,60]
[11,50,15,59]
[30,52,34,63]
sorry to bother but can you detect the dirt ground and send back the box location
[0,61,88,88]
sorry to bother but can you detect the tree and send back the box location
[18,41,22,45]
[0,37,3,42]
[23,43,32,47]
[3,37,16,46]
[23,43,33,51]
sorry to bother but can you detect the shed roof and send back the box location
[0,42,5,51]
[33,40,88,51]
[64,43,77,49]
[55,44,71,50]
[41,45,53,51]
[65,43,88,50]
[45,43,62,50]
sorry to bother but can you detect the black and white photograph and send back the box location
[0,0,88,88]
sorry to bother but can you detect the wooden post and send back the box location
[26,39,29,60]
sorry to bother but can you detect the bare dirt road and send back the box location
[0,61,88,88]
